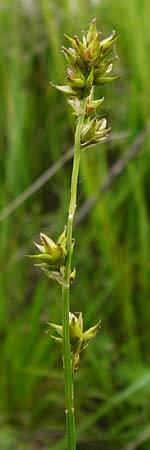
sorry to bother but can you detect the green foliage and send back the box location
[0,1,149,449]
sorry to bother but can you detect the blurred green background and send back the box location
[0,1,150,449]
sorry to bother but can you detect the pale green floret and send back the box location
[46,312,101,372]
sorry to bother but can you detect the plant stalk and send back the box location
[62,100,86,450]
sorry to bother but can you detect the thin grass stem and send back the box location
[62,100,86,450]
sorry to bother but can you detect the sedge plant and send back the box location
[29,19,119,450]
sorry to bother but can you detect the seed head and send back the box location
[50,18,119,148]
[51,18,119,101]
[46,312,101,372]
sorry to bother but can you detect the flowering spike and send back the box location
[51,19,119,102]
[28,228,67,285]
[46,312,101,373]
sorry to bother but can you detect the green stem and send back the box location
[62,100,86,450]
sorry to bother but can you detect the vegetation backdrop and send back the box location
[0,0,149,449]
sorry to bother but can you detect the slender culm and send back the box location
[29,18,119,449]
